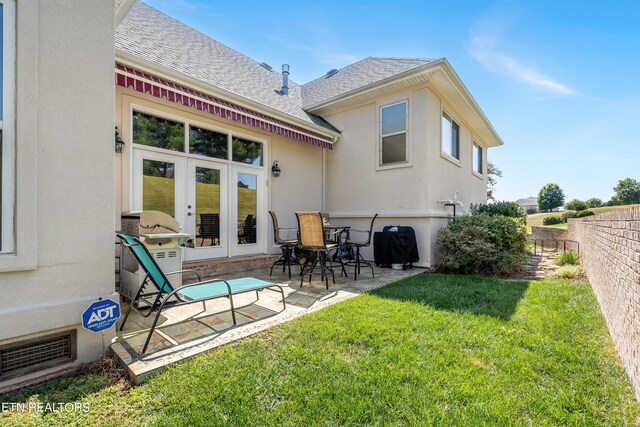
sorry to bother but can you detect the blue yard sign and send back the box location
[82,299,121,332]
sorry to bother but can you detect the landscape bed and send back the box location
[1,274,638,426]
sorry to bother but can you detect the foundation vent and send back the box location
[0,330,77,380]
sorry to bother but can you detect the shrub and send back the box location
[576,210,595,218]
[565,199,587,211]
[553,265,585,280]
[472,201,527,219]
[526,207,538,214]
[554,250,580,266]
[543,216,563,225]
[436,213,528,275]
[561,210,577,222]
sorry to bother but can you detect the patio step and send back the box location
[183,254,280,281]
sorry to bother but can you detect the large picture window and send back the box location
[1,0,15,254]
[380,101,408,166]
[441,111,460,161]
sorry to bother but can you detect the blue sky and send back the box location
[144,0,640,202]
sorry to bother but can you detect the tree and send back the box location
[612,178,640,205]
[585,198,603,208]
[538,183,565,212]
[565,199,587,211]
[486,161,502,201]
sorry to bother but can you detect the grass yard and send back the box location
[527,204,640,229]
[2,275,638,426]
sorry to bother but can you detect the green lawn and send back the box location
[527,204,640,229]
[2,275,638,426]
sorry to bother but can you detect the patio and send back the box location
[111,264,423,384]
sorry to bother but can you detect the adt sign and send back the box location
[82,299,121,332]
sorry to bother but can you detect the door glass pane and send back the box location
[237,173,257,244]
[195,167,221,247]
[133,111,184,152]
[381,102,406,135]
[232,137,263,166]
[189,126,228,159]
[142,159,175,217]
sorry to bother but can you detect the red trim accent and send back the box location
[115,63,333,149]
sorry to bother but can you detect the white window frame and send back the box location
[1,0,16,254]
[472,141,483,177]
[441,110,460,165]
[378,100,410,169]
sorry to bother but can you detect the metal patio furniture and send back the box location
[116,233,286,354]
[269,211,300,278]
[238,214,256,244]
[295,211,345,289]
[345,213,378,280]
[196,213,220,246]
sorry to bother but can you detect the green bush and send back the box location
[526,207,538,214]
[553,265,585,280]
[436,213,528,275]
[565,199,587,211]
[543,215,563,225]
[561,210,577,222]
[554,250,580,266]
[471,201,527,219]
[576,210,595,218]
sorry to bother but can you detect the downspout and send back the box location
[322,147,327,212]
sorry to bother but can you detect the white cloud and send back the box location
[468,26,576,96]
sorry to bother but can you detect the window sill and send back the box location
[440,152,461,167]
[472,170,484,180]
[376,161,413,171]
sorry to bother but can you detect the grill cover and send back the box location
[373,226,419,268]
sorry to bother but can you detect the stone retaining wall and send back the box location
[568,206,640,399]
[530,226,579,252]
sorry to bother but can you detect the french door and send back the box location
[185,159,229,260]
[133,149,266,260]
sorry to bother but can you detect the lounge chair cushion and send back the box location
[177,277,274,301]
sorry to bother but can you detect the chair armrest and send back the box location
[164,269,202,282]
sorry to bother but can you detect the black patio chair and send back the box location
[197,213,220,246]
[269,211,300,279]
[344,213,378,280]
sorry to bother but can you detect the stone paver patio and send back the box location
[111,265,424,383]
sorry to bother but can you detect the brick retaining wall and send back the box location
[568,206,640,399]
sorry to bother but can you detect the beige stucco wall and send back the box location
[324,83,489,267]
[115,85,324,255]
[0,1,115,388]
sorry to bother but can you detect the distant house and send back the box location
[515,197,538,213]
[0,0,505,389]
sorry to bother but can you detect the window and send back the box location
[441,111,459,160]
[380,101,408,165]
[1,1,15,254]
[189,126,228,159]
[232,137,263,166]
[132,111,185,152]
[473,142,483,175]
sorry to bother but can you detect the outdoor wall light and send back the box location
[115,126,125,153]
[272,160,281,177]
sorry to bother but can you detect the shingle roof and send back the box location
[115,1,337,133]
[301,57,437,109]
